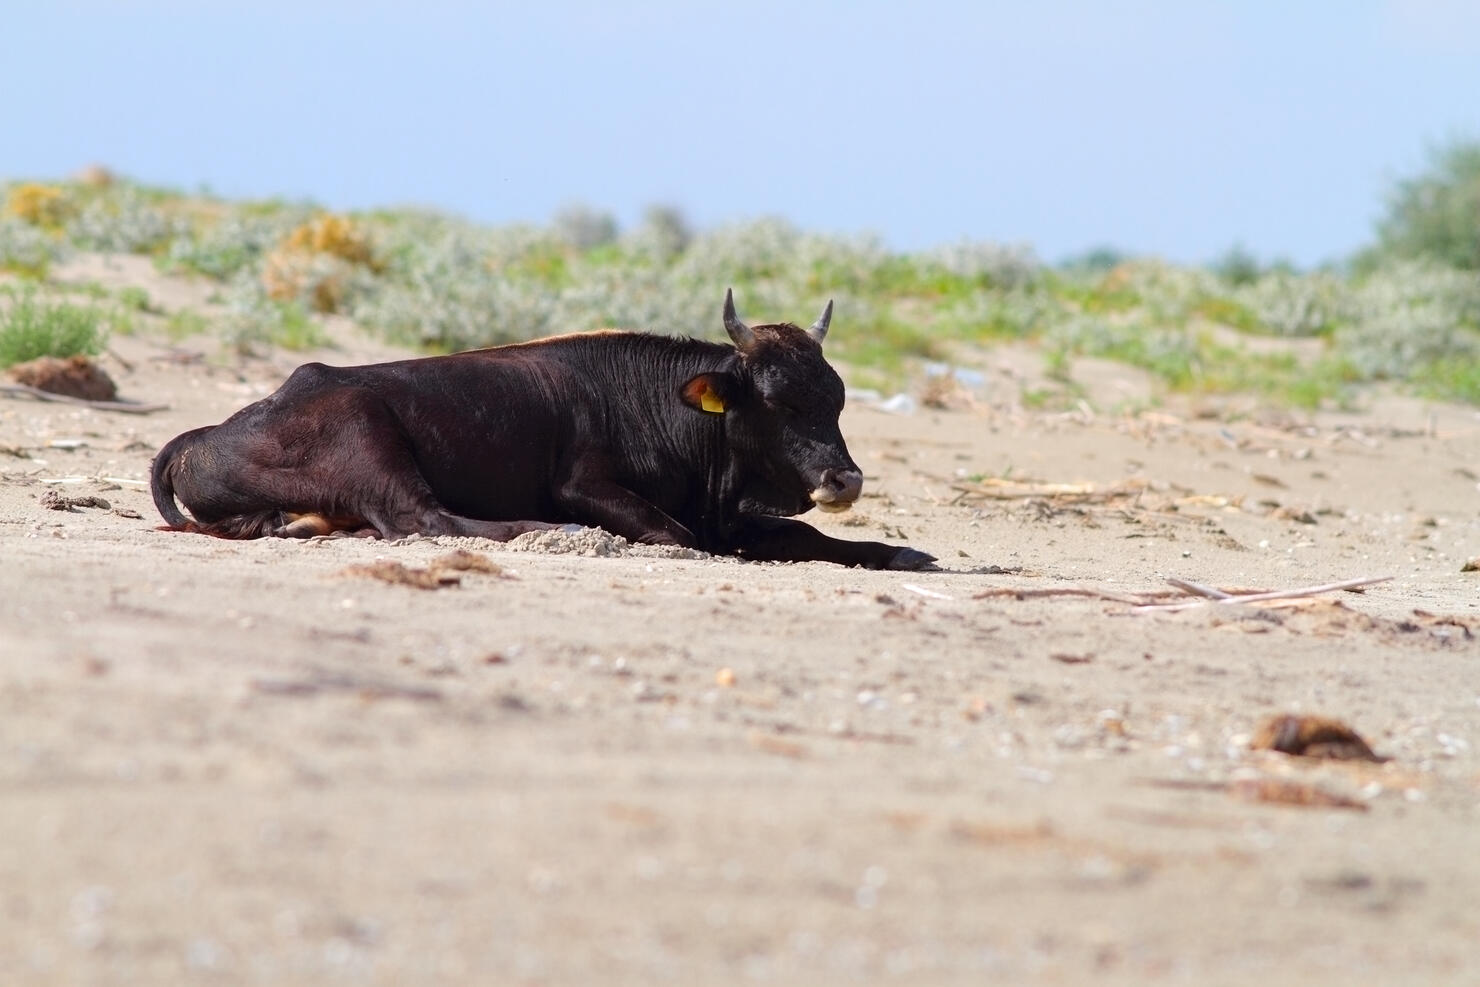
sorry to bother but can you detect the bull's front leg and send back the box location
[554,471,696,547]
[728,516,937,570]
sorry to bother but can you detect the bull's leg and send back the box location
[336,463,560,541]
[553,468,697,546]
[207,388,554,542]
[273,511,557,541]
[728,516,937,570]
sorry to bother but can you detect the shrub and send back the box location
[66,185,188,253]
[1370,139,1480,270]
[622,204,692,264]
[1233,271,1352,336]
[1336,261,1480,379]
[552,204,619,250]
[0,286,107,367]
[0,217,64,276]
[160,207,314,280]
[220,274,327,353]
[280,213,380,268]
[4,183,72,229]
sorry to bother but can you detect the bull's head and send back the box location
[681,289,864,516]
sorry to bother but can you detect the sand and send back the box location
[3,256,1479,984]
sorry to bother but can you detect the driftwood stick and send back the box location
[105,347,137,373]
[1135,575,1394,612]
[972,586,1168,605]
[0,383,169,414]
[1166,577,1235,600]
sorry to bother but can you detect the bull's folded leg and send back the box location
[435,517,562,541]
[729,516,937,570]
[553,474,696,546]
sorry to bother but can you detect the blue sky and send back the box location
[5,1,1479,267]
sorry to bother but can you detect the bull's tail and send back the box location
[150,427,286,539]
[149,427,211,531]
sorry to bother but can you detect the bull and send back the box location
[150,290,936,570]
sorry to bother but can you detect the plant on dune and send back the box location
[261,214,382,315]
[1232,270,1352,337]
[66,184,188,254]
[4,183,72,229]
[0,217,65,277]
[621,204,692,263]
[1336,260,1480,383]
[280,214,381,269]
[0,285,107,367]
[1367,139,1480,271]
[219,274,327,353]
[552,204,618,251]
[160,206,316,280]
[351,227,561,349]
[9,160,1479,408]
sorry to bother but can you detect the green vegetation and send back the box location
[0,285,107,367]
[118,285,153,312]
[4,139,1479,405]
[1367,140,1480,271]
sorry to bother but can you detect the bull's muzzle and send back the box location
[810,468,863,513]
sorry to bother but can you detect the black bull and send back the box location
[150,291,936,570]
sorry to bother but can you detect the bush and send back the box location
[1234,271,1351,336]
[219,274,327,353]
[66,185,187,253]
[4,183,72,229]
[160,207,315,280]
[1337,260,1480,379]
[0,217,65,276]
[552,204,618,250]
[1371,139,1480,270]
[0,286,107,367]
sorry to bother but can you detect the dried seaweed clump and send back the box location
[340,550,505,590]
[1251,714,1386,762]
[7,355,117,400]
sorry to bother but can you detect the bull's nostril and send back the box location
[816,468,862,502]
[833,469,863,501]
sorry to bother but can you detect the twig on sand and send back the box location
[901,582,954,601]
[970,574,1393,613]
[972,585,1164,605]
[0,383,169,414]
[1134,575,1394,613]
[1165,577,1234,600]
[251,672,443,703]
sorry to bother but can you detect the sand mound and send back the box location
[505,526,712,560]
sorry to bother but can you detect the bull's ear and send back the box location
[808,299,833,342]
[681,373,731,415]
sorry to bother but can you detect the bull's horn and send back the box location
[808,299,833,343]
[723,288,755,351]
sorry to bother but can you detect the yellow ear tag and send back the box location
[700,387,726,414]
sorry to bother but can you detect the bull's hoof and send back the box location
[886,547,938,571]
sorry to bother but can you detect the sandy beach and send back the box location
[3,255,1479,984]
